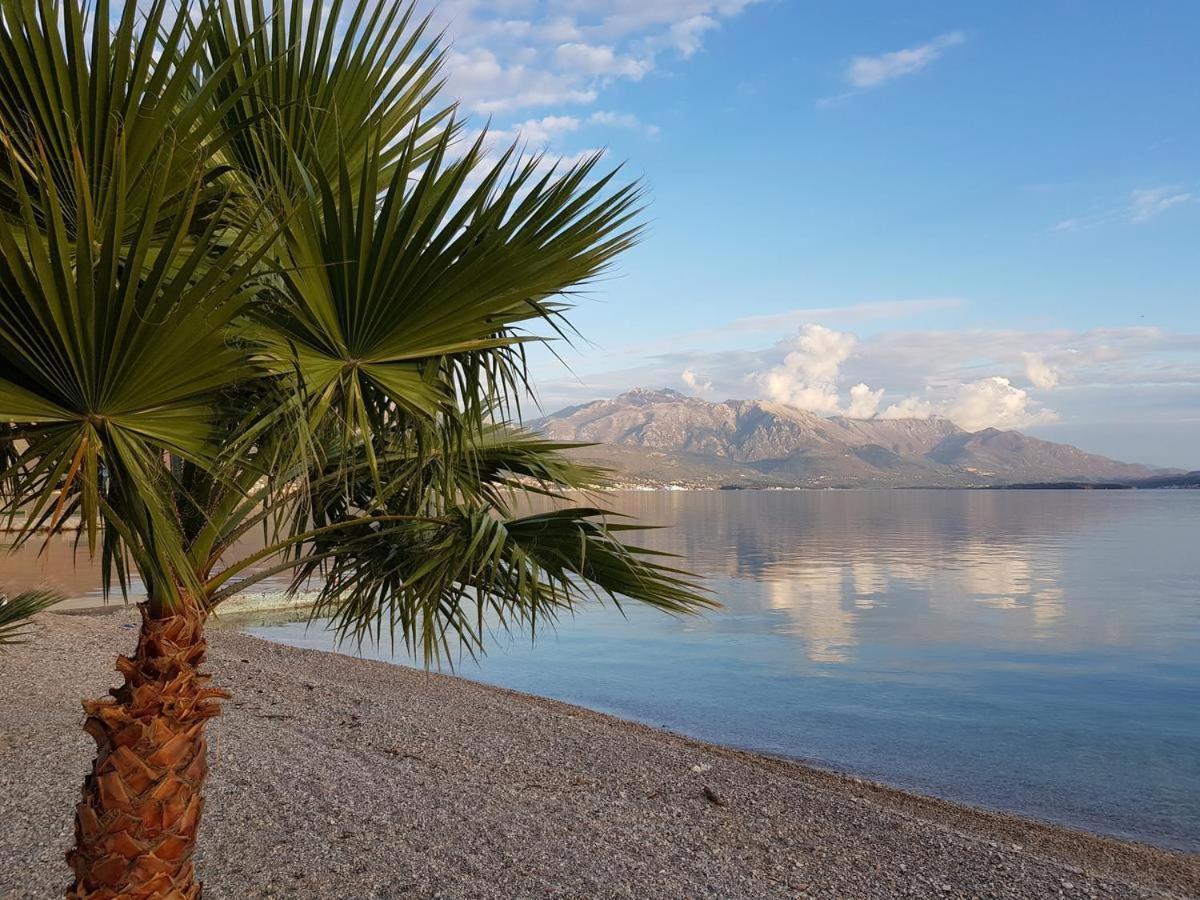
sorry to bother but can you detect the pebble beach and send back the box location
[2,610,1196,899]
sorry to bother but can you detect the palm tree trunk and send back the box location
[67,602,228,899]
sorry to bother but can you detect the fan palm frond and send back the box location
[0,0,251,232]
[294,505,710,666]
[0,135,271,603]
[201,0,452,197]
[0,588,61,645]
[258,127,640,455]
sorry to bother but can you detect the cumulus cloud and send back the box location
[1023,352,1061,389]
[681,367,713,395]
[554,42,652,79]
[846,383,884,418]
[583,0,761,41]
[879,378,1058,430]
[755,325,857,414]
[504,114,582,146]
[752,324,1062,428]
[671,15,719,57]
[589,110,661,137]
[846,31,965,89]
[879,395,935,420]
[538,18,583,43]
[445,48,598,114]
[944,377,1058,431]
[433,1,759,120]
[534,324,1199,440]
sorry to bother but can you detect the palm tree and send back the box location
[0,588,62,645]
[0,0,711,895]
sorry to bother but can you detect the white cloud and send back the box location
[554,42,652,79]
[1055,185,1195,232]
[879,378,1057,430]
[846,383,884,418]
[1130,185,1194,224]
[846,31,965,89]
[432,2,759,121]
[681,367,713,394]
[538,18,583,42]
[581,1,761,41]
[647,298,962,353]
[506,114,583,146]
[1023,352,1061,390]
[534,323,1200,441]
[879,395,936,420]
[445,48,598,114]
[944,377,1058,431]
[1054,215,1100,233]
[588,110,661,137]
[742,324,1063,428]
[754,324,857,414]
[671,15,718,57]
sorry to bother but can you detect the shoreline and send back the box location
[2,610,1196,899]
[249,621,1196,857]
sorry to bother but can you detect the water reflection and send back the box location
[597,490,1186,664]
[10,490,1200,849]
[0,530,296,610]
[766,573,857,663]
[756,548,1069,665]
[347,488,1198,852]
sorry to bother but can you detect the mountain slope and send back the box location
[531,389,1166,487]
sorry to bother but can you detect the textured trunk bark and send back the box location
[67,602,228,899]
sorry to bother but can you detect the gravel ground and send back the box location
[2,610,1196,900]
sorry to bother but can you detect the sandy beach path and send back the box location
[2,610,1196,899]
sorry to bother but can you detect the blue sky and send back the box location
[430,1,1199,467]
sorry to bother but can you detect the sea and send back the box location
[9,489,1197,850]
[250,489,1200,851]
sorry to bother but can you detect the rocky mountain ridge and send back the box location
[531,389,1169,487]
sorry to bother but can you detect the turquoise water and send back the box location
[248,490,1200,851]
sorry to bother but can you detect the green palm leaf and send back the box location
[256,127,641,449]
[0,135,270,601]
[0,0,707,642]
[296,505,711,666]
[200,0,452,196]
[0,0,253,232]
[0,587,61,645]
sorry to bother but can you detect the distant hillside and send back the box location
[531,389,1171,488]
[1131,471,1200,489]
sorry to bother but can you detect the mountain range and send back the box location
[531,389,1175,488]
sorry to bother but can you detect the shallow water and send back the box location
[12,490,1196,850]
[248,490,1200,851]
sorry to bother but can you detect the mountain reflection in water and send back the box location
[8,489,1197,851]
[254,490,1199,850]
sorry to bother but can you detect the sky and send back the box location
[424,1,1199,468]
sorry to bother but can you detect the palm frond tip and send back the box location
[0,589,62,645]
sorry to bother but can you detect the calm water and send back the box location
[249,490,1200,851]
[17,490,1191,849]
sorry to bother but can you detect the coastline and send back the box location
[2,610,1196,899]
